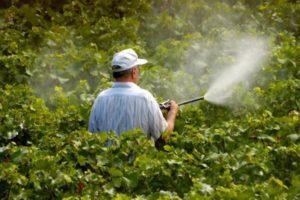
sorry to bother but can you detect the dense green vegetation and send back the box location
[0,0,299,199]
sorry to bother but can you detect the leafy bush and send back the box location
[0,0,299,199]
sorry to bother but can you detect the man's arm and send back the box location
[163,100,179,140]
[154,100,178,149]
[145,91,178,145]
[88,98,99,133]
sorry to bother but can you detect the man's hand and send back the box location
[169,100,179,114]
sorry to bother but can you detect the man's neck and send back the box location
[115,78,136,84]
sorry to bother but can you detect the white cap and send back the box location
[111,48,148,72]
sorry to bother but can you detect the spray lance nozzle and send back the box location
[159,96,205,110]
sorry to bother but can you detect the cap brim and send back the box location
[130,58,148,67]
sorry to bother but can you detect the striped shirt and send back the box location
[88,82,168,140]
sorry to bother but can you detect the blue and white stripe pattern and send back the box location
[88,82,167,140]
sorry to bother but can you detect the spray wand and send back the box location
[159,96,205,110]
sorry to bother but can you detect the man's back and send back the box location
[88,82,167,140]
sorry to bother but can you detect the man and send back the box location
[88,48,178,146]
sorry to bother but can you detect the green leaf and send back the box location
[287,134,300,141]
[123,173,138,189]
[108,167,123,177]
[163,145,173,152]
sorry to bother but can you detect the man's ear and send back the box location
[131,68,135,78]
[132,67,138,78]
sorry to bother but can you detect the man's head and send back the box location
[111,49,148,83]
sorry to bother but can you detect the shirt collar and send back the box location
[112,82,139,89]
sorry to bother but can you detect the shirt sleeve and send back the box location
[146,93,168,141]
